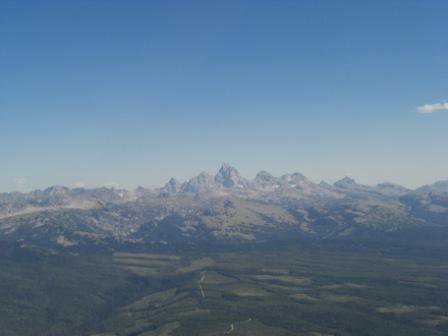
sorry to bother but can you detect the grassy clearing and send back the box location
[177,308,210,317]
[124,289,177,311]
[377,305,439,315]
[224,283,270,297]
[320,293,362,303]
[200,271,237,285]
[178,257,214,273]
[251,274,310,286]
[114,258,170,267]
[230,319,292,336]
[113,252,179,261]
[377,305,418,314]
[113,252,180,277]
[117,265,160,277]
[260,282,308,293]
[319,283,367,290]
[260,268,290,275]
[418,315,448,327]
[138,321,180,336]
[289,293,318,302]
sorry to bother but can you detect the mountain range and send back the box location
[1,164,447,249]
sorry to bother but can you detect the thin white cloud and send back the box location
[102,181,119,188]
[13,177,27,185]
[74,181,86,188]
[417,101,448,114]
[13,177,28,191]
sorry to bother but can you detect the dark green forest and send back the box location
[1,240,448,336]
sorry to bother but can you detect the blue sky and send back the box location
[1,0,447,191]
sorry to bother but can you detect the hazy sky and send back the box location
[1,0,447,191]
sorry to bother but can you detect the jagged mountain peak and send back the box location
[181,172,215,193]
[135,186,146,193]
[217,163,240,177]
[255,170,275,182]
[254,171,278,189]
[334,176,357,188]
[160,178,182,195]
[255,170,274,180]
[318,180,332,188]
[40,185,70,196]
[215,163,248,188]
[198,171,212,178]
[167,177,179,184]
[134,186,152,197]
[279,172,308,184]
[417,180,448,193]
[376,182,409,190]
[374,182,410,196]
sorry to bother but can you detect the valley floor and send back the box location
[1,240,448,336]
